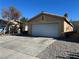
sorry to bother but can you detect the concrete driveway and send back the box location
[0,35,56,59]
[0,35,79,59]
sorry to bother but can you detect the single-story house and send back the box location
[28,12,73,37]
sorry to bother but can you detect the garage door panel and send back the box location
[32,23,60,37]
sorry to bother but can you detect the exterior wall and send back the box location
[28,15,64,37]
[64,21,73,32]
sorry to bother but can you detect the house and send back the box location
[0,19,8,28]
[28,12,73,37]
[0,19,8,34]
[71,21,79,32]
[0,19,8,29]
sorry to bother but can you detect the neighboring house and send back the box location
[28,12,73,37]
[0,19,8,30]
[71,21,79,32]
[0,19,7,32]
[0,19,6,28]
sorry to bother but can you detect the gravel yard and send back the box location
[0,35,79,59]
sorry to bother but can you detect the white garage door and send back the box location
[32,23,60,37]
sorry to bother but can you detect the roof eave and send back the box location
[64,17,73,27]
[28,12,73,27]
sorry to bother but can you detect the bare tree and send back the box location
[2,6,21,20]
[2,6,21,34]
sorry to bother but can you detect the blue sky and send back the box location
[0,0,79,21]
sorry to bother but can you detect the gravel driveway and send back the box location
[0,35,79,59]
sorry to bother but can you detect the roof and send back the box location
[28,12,73,27]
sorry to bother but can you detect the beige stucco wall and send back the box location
[64,21,73,32]
[28,15,64,37]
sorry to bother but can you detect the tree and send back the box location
[2,6,21,34]
[2,6,21,21]
[20,17,28,23]
[20,17,28,33]
[2,7,9,20]
[64,13,68,18]
[10,6,20,20]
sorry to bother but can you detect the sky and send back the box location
[0,0,79,21]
